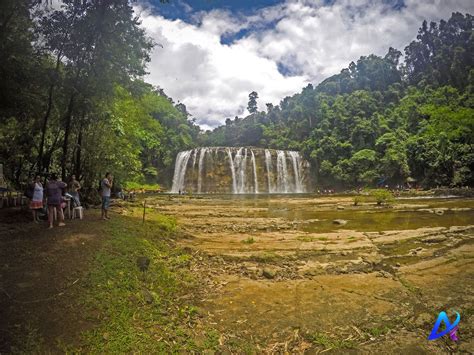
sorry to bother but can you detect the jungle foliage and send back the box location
[201,13,474,188]
[0,5,472,190]
[0,0,198,189]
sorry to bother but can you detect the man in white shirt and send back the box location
[101,172,113,220]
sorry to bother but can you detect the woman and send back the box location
[46,173,67,228]
[29,175,44,223]
[68,174,81,206]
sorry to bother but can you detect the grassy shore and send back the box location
[1,206,222,353]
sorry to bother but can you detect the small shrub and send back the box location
[371,189,395,205]
[353,195,361,206]
[242,237,255,244]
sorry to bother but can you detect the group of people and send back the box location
[27,172,114,228]
[28,173,78,228]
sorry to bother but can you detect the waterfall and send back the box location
[192,148,198,170]
[226,148,237,193]
[171,150,192,193]
[171,147,309,194]
[197,148,207,193]
[289,151,304,193]
[264,149,274,193]
[242,148,248,193]
[276,150,289,193]
[234,148,246,193]
[251,149,259,193]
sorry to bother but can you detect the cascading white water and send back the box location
[276,150,289,193]
[171,150,192,193]
[192,148,198,170]
[289,151,303,193]
[171,147,308,194]
[226,148,237,193]
[264,149,274,193]
[251,149,258,193]
[242,148,248,192]
[234,148,244,193]
[197,147,207,193]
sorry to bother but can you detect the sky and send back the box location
[136,0,474,131]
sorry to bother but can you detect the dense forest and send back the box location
[0,0,199,192]
[201,12,474,189]
[0,1,473,190]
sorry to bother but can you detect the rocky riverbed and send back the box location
[151,194,473,353]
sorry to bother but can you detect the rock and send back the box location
[434,209,445,215]
[422,235,447,243]
[376,270,391,278]
[396,262,401,267]
[262,268,277,279]
[340,251,349,256]
[337,205,345,210]
[333,219,348,225]
[414,313,433,327]
[363,255,382,265]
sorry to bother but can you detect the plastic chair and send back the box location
[72,206,83,220]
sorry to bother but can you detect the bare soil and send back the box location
[0,207,107,352]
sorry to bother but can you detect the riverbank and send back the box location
[0,205,208,353]
[1,196,473,353]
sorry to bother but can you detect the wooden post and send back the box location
[142,199,146,224]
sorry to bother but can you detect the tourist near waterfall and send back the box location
[101,172,113,220]
[28,175,44,223]
[45,173,67,229]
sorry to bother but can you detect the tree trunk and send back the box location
[38,83,55,172]
[61,94,75,180]
[74,122,83,178]
[38,50,63,173]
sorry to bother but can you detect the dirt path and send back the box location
[0,207,107,352]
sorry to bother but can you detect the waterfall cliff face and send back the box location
[171,147,310,194]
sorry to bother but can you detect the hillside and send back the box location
[200,13,474,188]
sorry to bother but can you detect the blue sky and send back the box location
[149,0,284,20]
[138,0,474,130]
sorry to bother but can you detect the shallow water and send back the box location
[170,194,474,233]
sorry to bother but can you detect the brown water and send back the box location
[171,194,474,233]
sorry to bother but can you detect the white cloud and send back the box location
[137,0,474,130]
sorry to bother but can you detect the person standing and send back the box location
[29,175,44,223]
[46,173,67,228]
[101,172,113,220]
[68,174,81,206]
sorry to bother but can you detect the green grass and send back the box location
[366,325,391,337]
[297,235,314,242]
[123,181,161,191]
[241,236,256,244]
[306,332,356,350]
[251,251,278,262]
[75,208,214,353]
